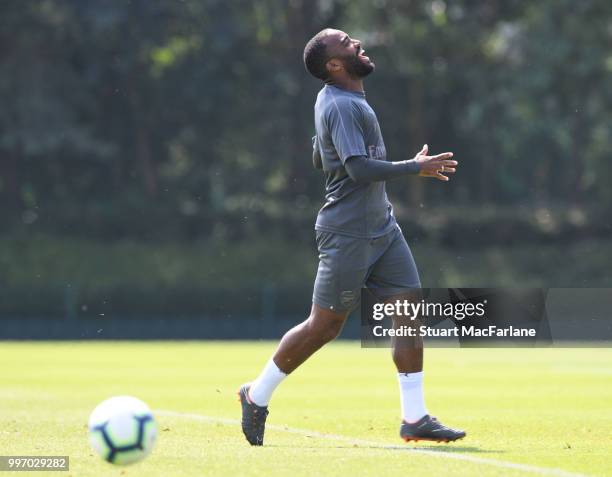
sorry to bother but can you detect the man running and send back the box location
[239,28,465,446]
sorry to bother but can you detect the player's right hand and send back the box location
[413,144,458,181]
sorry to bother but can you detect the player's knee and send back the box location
[304,314,343,344]
[318,322,342,344]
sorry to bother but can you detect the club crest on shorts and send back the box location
[340,290,357,307]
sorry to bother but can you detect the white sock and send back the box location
[248,359,287,406]
[398,371,428,423]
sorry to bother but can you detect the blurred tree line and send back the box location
[0,0,611,320]
[1,0,610,242]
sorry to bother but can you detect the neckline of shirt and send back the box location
[326,84,366,98]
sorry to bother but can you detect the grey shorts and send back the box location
[312,225,421,312]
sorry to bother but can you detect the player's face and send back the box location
[325,30,375,78]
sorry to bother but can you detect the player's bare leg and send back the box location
[239,303,348,445]
[389,291,466,443]
[273,303,349,373]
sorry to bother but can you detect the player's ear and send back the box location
[325,58,343,75]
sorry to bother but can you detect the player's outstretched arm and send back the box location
[344,155,421,184]
[413,144,458,181]
[343,144,458,184]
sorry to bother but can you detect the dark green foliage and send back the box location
[1,0,610,235]
[0,1,610,314]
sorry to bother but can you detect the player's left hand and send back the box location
[413,144,458,181]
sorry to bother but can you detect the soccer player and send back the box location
[239,28,465,445]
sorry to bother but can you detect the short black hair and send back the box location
[303,29,332,80]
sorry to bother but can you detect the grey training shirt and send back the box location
[314,84,397,238]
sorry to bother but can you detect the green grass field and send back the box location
[0,342,610,477]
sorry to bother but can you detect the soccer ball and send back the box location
[88,396,157,465]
